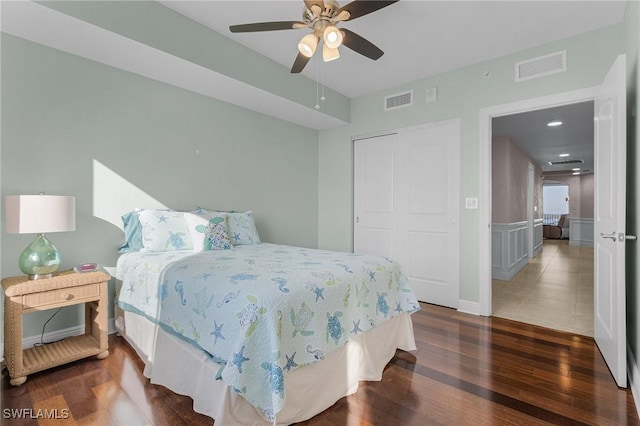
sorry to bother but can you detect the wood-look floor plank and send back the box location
[1,302,638,425]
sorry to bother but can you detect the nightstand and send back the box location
[2,271,110,386]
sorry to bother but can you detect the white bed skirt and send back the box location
[118,310,417,425]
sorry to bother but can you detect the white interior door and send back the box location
[354,133,398,259]
[354,120,460,308]
[594,54,627,388]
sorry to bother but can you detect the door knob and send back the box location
[600,232,617,241]
[620,233,637,241]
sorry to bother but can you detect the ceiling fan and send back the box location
[229,0,399,73]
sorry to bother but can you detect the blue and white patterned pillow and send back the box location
[138,210,193,251]
[193,208,261,246]
[184,212,232,251]
[226,211,261,245]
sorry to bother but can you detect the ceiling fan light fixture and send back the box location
[298,33,318,58]
[323,44,340,62]
[323,25,343,49]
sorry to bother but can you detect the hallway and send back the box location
[492,239,594,336]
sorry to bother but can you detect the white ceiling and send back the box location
[492,101,595,176]
[161,0,626,98]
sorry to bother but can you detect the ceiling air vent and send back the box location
[515,50,566,82]
[548,159,584,166]
[385,90,413,111]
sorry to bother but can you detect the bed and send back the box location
[115,209,420,425]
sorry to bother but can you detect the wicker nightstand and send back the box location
[2,271,110,386]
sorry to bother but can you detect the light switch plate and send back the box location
[465,197,478,209]
[426,87,437,103]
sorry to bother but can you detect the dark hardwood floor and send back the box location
[2,303,638,425]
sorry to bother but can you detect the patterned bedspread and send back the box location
[117,243,420,421]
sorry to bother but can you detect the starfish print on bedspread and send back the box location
[305,284,325,302]
[232,345,250,373]
[284,352,298,372]
[351,319,363,335]
[210,320,225,346]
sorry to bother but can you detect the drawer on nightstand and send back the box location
[22,284,101,310]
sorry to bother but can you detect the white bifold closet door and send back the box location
[354,119,460,308]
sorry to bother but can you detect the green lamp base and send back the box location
[18,234,62,280]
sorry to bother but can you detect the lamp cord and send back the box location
[34,307,63,346]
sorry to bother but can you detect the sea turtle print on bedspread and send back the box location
[117,243,420,422]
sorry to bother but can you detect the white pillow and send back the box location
[138,210,193,252]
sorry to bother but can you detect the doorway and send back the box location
[479,86,598,315]
[488,102,595,335]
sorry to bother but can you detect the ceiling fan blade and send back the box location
[229,21,304,33]
[304,0,325,16]
[340,28,384,60]
[291,52,311,73]
[336,0,399,21]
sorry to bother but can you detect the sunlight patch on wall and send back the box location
[93,159,166,229]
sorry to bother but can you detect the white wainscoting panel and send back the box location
[570,218,595,247]
[492,221,529,281]
[534,219,544,257]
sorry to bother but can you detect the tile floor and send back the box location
[492,239,594,336]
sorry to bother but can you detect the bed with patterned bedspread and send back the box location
[117,242,420,421]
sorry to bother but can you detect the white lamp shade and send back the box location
[5,195,76,234]
[298,33,318,58]
[323,26,343,49]
[323,44,340,62]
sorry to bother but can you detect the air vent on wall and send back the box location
[515,50,566,82]
[385,90,413,111]
[548,159,584,166]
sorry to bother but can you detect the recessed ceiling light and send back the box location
[559,153,570,157]
[572,168,581,171]
[572,172,580,175]
[547,120,563,127]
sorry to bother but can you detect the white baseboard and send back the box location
[1,317,119,364]
[458,300,480,316]
[108,318,116,335]
[22,324,85,349]
[627,343,640,419]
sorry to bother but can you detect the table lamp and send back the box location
[5,194,76,280]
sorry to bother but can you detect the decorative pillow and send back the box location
[184,212,232,251]
[193,208,261,245]
[138,209,193,251]
[117,210,143,253]
[226,211,261,245]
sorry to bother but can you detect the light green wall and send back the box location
[318,24,624,302]
[40,0,351,123]
[1,34,320,338]
[624,0,640,374]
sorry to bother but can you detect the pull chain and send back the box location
[321,61,326,102]
[315,57,320,110]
